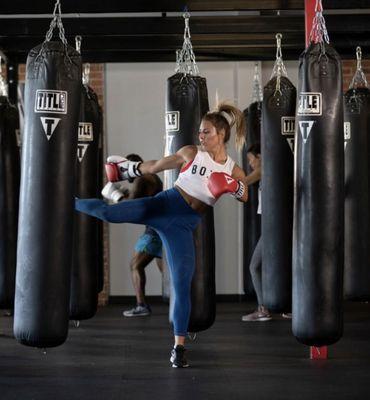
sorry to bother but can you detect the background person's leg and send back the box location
[123,251,155,317]
[130,252,155,304]
[250,238,263,306]
[242,238,271,322]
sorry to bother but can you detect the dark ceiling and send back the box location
[1,1,370,63]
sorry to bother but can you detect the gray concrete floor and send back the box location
[0,301,370,400]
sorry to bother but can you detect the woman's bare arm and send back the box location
[139,145,197,174]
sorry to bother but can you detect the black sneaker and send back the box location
[170,345,189,368]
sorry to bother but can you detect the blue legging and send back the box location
[75,188,201,336]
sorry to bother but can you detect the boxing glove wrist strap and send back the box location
[125,161,142,178]
[232,181,245,199]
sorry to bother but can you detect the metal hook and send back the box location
[83,63,90,86]
[356,46,362,71]
[315,0,323,13]
[275,33,283,60]
[75,35,82,53]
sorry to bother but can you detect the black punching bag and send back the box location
[0,97,20,309]
[165,73,215,332]
[293,42,344,346]
[97,127,105,294]
[261,76,295,312]
[14,41,82,347]
[344,86,370,300]
[242,102,261,297]
[70,84,101,320]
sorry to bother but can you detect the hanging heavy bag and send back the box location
[166,72,215,333]
[14,9,82,347]
[242,102,261,297]
[261,37,296,312]
[97,118,105,294]
[292,12,344,346]
[70,84,101,320]
[343,51,370,300]
[0,96,20,309]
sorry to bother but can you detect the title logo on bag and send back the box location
[165,111,180,132]
[164,135,175,157]
[297,92,322,116]
[281,117,295,135]
[78,122,93,141]
[77,143,89,162]
[40,117,61,140]
[344,122,351,150]
[35,90,68,114]
[281,117,295,153]
[298,120,315,144]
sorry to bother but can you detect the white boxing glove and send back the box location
[101,182,126,203]
[105,155,142,182]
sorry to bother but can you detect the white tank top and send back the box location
[175,148,235,206]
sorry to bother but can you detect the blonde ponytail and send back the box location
[203,102,246,151]
[217,102,246,151]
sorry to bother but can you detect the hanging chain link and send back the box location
[271,33,288,96]
[252,62,263,103]
[83,63,91,86]
[75,35,90,85]
[175,12,199,76]
[36,0,72,63]
[309,0,330,44]
[0,56,8,97]
[75,35,82,54]
[350,46,368,89]
[44,0,68,46]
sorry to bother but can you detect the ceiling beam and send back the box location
[1,1,370,14]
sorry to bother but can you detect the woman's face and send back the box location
[198,120,224,151]
[247,152,261,170]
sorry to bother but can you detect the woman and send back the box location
[75,103,249,368]
[241,144,292,322]
[240,143,271,321]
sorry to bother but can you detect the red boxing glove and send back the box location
[207,172,245,200]
[105,162,121,182]
[105,155,142,182]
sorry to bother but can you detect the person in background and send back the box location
[241,143,291,322]
[101,154,163,317]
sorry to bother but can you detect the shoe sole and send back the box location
[123,313,151,317]
[171,364,189,368]
[170,356,189,368]
[242,317,272,322]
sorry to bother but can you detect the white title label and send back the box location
[40,117,60,140]
[344,122,351,150]
[77,143,89,162]
[78,122,93,141]
[166,111,180,132]
[297,92,322,116]
[281,117,295,135]
[35,90,67,114]
[298,120,315,144]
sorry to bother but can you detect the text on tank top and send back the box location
[175,149,235,206]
